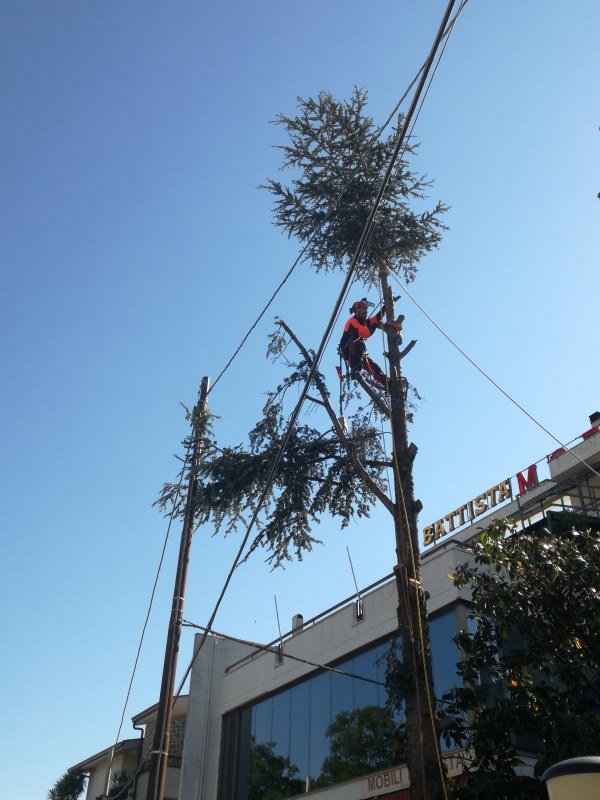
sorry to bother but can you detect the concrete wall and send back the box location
[85,766,108,800]
[549,429,600,482]
[219,580,399,716]
[179,635,255,800]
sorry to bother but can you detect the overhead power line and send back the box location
[103,5,472,797]
[208,0,470,397]
[181,621,386,686]
[395,275,600,481]
[105,442,194,788]
[173,0,464,720]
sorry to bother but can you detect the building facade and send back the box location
[72,411,600,800]
[179,411,600,800]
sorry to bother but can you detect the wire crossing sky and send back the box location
[1,3,599,798]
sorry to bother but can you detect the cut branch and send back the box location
[399,339,417,360]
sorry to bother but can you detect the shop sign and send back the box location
[422,464,539,546]
[361,751,469,797]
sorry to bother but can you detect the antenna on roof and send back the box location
[346,547,364,621]
[274,595,284,663]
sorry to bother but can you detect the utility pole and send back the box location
[145,376,210,800]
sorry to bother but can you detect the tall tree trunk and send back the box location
[379,267,444,800]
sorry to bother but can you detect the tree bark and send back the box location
[379,269,445,800]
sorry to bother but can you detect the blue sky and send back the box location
[1,2,599,797]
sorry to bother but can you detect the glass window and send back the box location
[271,691,292,760]
[252,698,273,746]
[331,668,353,720]
[219,713,236,800]
[220,607,463,799]
[308,671,331,780]
[429,609,461,699]
[289,682,310,786]
[351,648,382,710]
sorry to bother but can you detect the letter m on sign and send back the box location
[516,464,539,494]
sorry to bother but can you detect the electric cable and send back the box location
[395,276,600,482]
[104,440,194,793]
[100,2,465,794]
[181,621,386,686]
[373,0,468,141]
[399,0,469,156]
[209,243,309,395]
[171,22,463,798]
[207,3,468,398]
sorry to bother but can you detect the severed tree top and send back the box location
[262,87,448,287]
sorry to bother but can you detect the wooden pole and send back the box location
[145,377,210,800]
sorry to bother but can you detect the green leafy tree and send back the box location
[443,518,600,800]
[47,770,87,800]
[318,705,403,785]
[247,740,303,800]
[108,770,132,799]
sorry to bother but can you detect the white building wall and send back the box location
[85,766,108,800]
[220,579,399,715]
[179,635,255,800]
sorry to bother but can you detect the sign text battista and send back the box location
[422,464,539,546]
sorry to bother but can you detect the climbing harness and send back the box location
[337,294,404,400]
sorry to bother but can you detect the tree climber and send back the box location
[338,299,403,386]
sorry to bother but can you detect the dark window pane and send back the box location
[271,690,291,759]
[252,698,273,746]
[430,609,461,698]
[236,708,253,800]
[309,671,331,780]
[331,669,353,719]
[289,682,310,785]
[429,609,462,753]
[351,649,381,710]
[219,712,236,800]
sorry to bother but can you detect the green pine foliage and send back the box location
[156,89,447,566]
[156,354,387,568]
[262,87,447,285]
